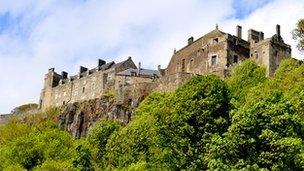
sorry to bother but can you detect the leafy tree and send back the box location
[5,133,44,170]
[11,103,38,115]
[292,19,304,51]
[206,90,304,170]
[168,75,231,170]
[274,58,300,80]
[106,75,231,170]
[226,60,267,104]
[33,160,71,171]
[0,121,32,144]
[87,119,120,166]
[72,144,94,171]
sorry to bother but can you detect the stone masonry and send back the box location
[40,24,292,110]
[156,24,291,91]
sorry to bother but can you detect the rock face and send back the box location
[58,96,140,138]
[0,114,11,125]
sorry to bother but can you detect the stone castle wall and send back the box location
[40,57,137,110]
[40,24,293,110]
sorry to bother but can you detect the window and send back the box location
[275,50,278,57]
[190,59,194,69]
[197,50,201,57]
[131,71,137,76]
[181,59,186,72]
[211,55,217,66]
[233,55,238,63]
[63,101,66,105]
[82,87,85,93]
[213,38,219,44]
[255,51,258,58]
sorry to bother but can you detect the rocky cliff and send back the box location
[58,96,142,138]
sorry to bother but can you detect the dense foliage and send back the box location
[1,58,304,170]
[292,18,304,51]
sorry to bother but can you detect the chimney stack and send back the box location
[48,68,55,73]
[98,59,106,67]
[138,62,141,75]
[259,32,264,41]
[79,66,88,74]
[276,24,281,37]
[188,37,194,45]
[158,65,161,71]
[61,71,68,79]
[236,25,242,39]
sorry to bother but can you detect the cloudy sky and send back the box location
[0,0,303,113]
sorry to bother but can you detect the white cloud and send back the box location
[0,0,303,113]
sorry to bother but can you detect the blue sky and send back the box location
[0,0,303,114]
[232,0,274,19]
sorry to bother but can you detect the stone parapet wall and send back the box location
[156,72,193,92]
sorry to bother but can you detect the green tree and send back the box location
[72,144,94,171]
[226,59,267,105]
[106,75,231,170]
[292,19,304,51]
[5,133,44,170]
[206,90,304,170]
[87,119,120,166]
[274,58,300,80]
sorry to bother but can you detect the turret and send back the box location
[276,24,281,37]
[43,68,61,88]
[188,37,194,45]
[236,25,242,39]
[98,59,106,67]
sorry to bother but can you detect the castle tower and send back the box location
[249,24,291,76]
[39,68,61,109]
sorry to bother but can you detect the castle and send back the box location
[40,24,291,109]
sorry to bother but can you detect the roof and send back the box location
[99,61,115,70]
[117,68,160,77]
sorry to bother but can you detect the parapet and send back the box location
[45,57,137,88]
[248,29,264,43]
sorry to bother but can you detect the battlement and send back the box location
[47,57,136,88]
[40,56,161,109]
[40,24,292,109]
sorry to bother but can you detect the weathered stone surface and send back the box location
[0,114,11,125]
[39,24,293,114]
[58,96,138,138]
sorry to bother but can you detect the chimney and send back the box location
[259,32,264,41]
[48,68,55,72]
[98,59,106,67]
[236,25,242,39]
[276,24,281,37]
[248,29,260,43]
[158,65,161,71]
[61,71,68,79]
[188,37,194,45]
[79,66,88,74]
[138,62,141,75]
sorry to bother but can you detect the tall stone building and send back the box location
[40,24,292,109]
[40,57,160,109]
[157,24,291,91]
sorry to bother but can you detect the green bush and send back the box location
[87,119,120,166]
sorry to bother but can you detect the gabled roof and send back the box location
[99,61,115,70]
